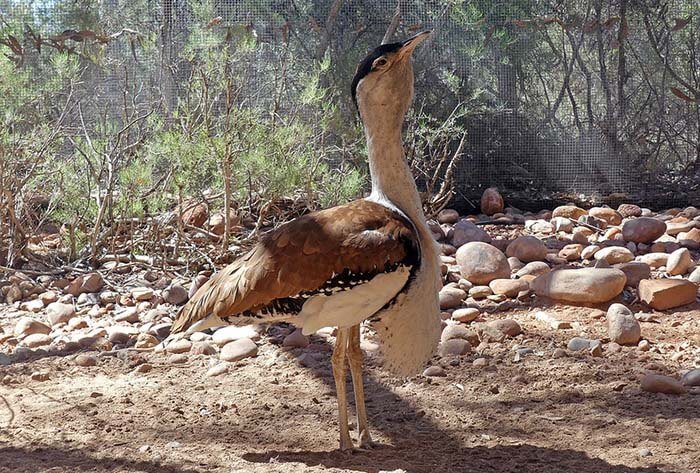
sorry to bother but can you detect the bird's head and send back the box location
[351,31,431,130]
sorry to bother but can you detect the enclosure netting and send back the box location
[1,0,699,211]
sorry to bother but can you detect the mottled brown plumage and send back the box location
[171,199,418,333]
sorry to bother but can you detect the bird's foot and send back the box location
[357,430,377,450]
[338,435,354,452]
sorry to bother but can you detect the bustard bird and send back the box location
[171,31,441,451]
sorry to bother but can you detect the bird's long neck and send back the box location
[365,124,427,232]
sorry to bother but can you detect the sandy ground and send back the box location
[2,299,699,473]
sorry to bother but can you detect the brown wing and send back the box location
[171,199,419,333]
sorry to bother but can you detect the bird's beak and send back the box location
[397,30,431,60]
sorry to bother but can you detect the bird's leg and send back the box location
[347,324,375,449]
[331,327,353,451]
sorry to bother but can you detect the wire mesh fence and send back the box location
[1,0,699,217]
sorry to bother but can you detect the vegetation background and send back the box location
[0,0,698,270]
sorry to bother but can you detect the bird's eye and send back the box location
[374,58,388,68]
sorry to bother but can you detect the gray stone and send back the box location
[438,338,471,356]
[615,262,651,288]
[439,286,467,309]
[681,369,700,387]
[422,366,446,377]
[452,219,492,247]
[283,329,309,348]
[163,284,189,305]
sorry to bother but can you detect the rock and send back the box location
[483,319,522,340]
[622,218,666,243]
[439,338,471,356]
[515,261,550,278]
[212,325,260,345]
[638,279,697,310]
[151,323,172,339]
[552,205,587,220]
[567,337,598,352]
[135,333,159,349]
[188,274,210,299]
[615,262,651,288]
[66,273,104,296]
[535,311,572,330]
[20,299,45,313]
[531,268,626,303]
[206,364,229,377]
[163,284,189,305]
[606,303,641,345]
[506,236,547,262]
[489,279,528,298]
[525,219,554,234]
[552,217,574,233]
[67,317,87,330]
[451,308,480,323]
[107,327,134,345]
[681,369,700,386]
[558,244,583,261]
[181,201,208,227]
[46,302,75,326]
[455,242,510,285]
[507,257,524,272]
[74,354,98,367]
[283,329,309,348]
[220,338,258,362]
[31,372,50,382]
[167,354,188,364]
[439,286,467,309]
[452,219,492,247]
[468,286,493,299]
[131,287,154,301]
[572,227,594,244]
[437,209,459,224]
[666,248,692,276]
[618,204,642,218]
[190,342,216,356]
[22,333,52,348]
[640,374,686,395]
[14,317,51,338]
[689,267,700,283]
[441,324,476,343]
[422,366,446,377]
[594,247,634,264]
[166,339,192,354]
[665,219,696,236]
[637,340,650,351]
[480,187,504,216]
[637,252,669,269]
[208,209,241,235]
[99,291,119,304]
[589,207,622,225]
[114,307,139,323]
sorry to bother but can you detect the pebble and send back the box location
[135,333,159,349]
[552,205,587,220]
[639,448,652,458]
[681,369,700,386]
[535,311,571,330]
[220,338,258,362]
[99,291,119,304]
[74,354,98,367]
[39,291,59,305]
[13,317,51,338]
[22,333,52,348]
[606,303,641,345]
[594,247,634,264]
[451,308,480,323]
[46,302,76,326]
[482,319,522,340]
[468,286,493,299]
[455,242,510,285]
[640,374,686,395]
[131,287,154,301]
[31,371,50,382]
[489,279,529,298]
[568,337,596,352]
[439,338,471,356]
[66,273,104,296]
[190,341,217,356]
[212,325,260,345]
[622,217,666,243]
[515,261,550,278]
[437,209,459,224]
[552,348,567,358]
[615,262,651,288]
[166,339,193,354]
[20,299,45,312]
[472,357,488,367]
[422,366,446,377]
[114,307,139,323]
[531,268,626,303]
[506,236,547,262]
[480,187,504,215]
[439,286,467,309]
[133,363,153,374]
[666,247,692,276]
[163,284,189,305]
[167,354,188,364]
[637,340,650,351]
[206,363,229,377]
[638,279,697,310]
[452,219,492,247]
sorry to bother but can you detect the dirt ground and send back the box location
[1,299,699,473]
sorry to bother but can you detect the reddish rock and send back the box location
[638,279,697,310]
[480,187,504,216]
[622,218,666,244]
[66,273,104,296]
[589,207,622,226]
[552,205,587,220]
[617,204,642,218]
[181,201,208,227]
[506,236,547,262]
